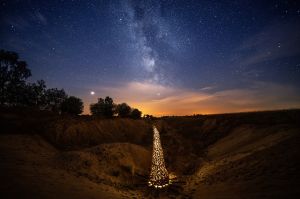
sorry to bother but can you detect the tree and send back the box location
[130,108,142,119]
[116,103,131,117]
[61,96,83,115]
[44,88,68,112]
[104,96,114,117]
[0,49,84,114]
[22,80,47,107]
[90,96,115,117]
[90,98,104,116]
[0,50,31,106]
[143,114,154,119]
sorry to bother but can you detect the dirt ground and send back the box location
[0,134,144,199]
[0,110,299,198]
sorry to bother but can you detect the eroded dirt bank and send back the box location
[0,109,299,198]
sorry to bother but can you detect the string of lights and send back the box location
[148,126,169,188]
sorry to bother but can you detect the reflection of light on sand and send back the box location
[169,172,177,180]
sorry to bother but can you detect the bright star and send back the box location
[90,91,95,95]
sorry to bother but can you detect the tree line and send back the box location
[0,49,83,115]
[90,97,142,119]
[0,49,143,118]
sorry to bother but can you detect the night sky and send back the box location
[1,0,300,115]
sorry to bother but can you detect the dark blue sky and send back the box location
[1,0,300,115]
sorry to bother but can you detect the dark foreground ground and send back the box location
[0,108,299,198]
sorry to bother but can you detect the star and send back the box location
[1,0,299,116]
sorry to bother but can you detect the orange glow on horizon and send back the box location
[81,81,300,116]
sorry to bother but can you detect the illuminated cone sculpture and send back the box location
[148,126,169,188]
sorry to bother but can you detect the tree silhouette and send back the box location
[44,88,68,112]
[0,49,84,114]
[143,114,154,119]
[90,98,104,116]
[22,80,47,107]
[104,96,114,117]
[90,96,115,117]
[61,96,83,115]
[0,50,31,105]
[130,108,142,119]
[116,103,131,117]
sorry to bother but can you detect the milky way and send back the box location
[1,0,300,115]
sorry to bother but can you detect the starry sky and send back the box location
[1,0,300,115]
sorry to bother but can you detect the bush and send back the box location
[90,96,115,117]
[116,103,131,117]
[61,96,83,115]
[131,108,142,119]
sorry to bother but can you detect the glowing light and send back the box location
[148,126,169,188]
[90,91,95,95]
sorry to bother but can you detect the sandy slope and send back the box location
[183,125,300,198]
[1,126,298,198]
[0,134,142,199]
[1,110,299,198]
